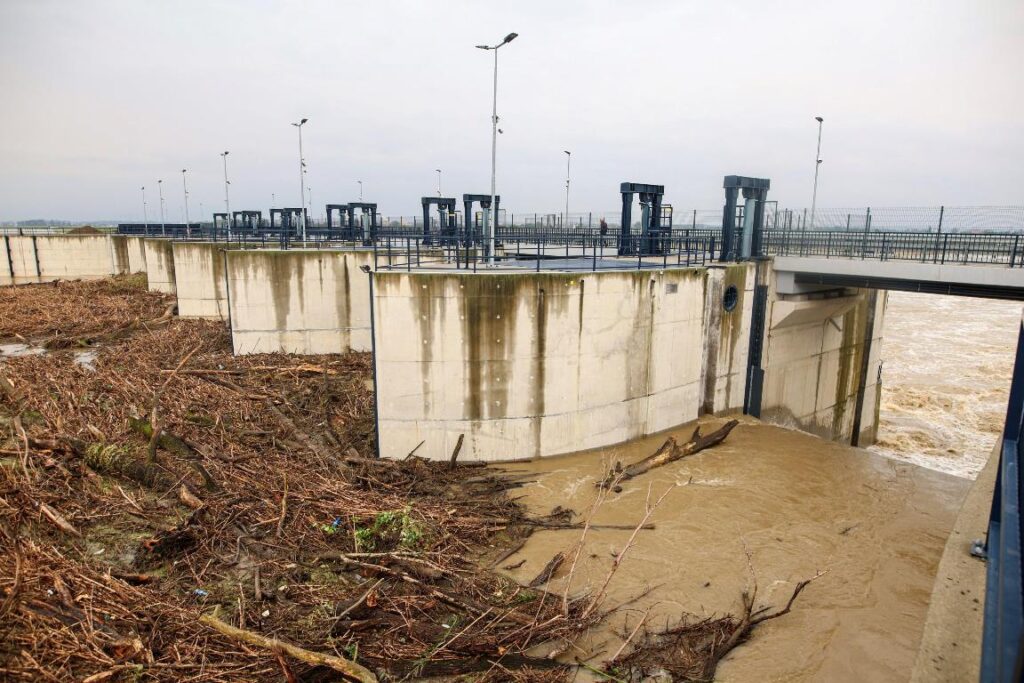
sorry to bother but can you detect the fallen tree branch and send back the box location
[199,612,377,682]
[528,551,566,588]
[600,420,739,488]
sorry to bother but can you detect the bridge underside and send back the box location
[774,256,1024,301]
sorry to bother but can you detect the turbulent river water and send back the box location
[500,291,1019,680]
[870,291,1021,479]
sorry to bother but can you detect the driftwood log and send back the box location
[599,420,739,489]
[199,613,377,682]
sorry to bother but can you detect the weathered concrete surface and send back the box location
[143,239,176,294]
[760,276,885,445]
[702,263,755,414]
[226,249,376,355]
[110,235,131,274]
[373,268,709,461]
[0,235,116,285]
[0,236,40,285]
[909,445,994,683]
[125,236,147,274]
[172,242,229,319]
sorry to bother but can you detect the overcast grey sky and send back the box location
[1,0,1022,222]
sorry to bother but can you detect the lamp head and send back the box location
[503,32,518,44]
[564,150,570,155]
[815,116,823,123]
[475,44,489,50]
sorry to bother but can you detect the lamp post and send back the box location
[475,31,518,264]
[181,169,191,237]
[220,151,231,239]
[563,150,571,229]
[157,179,166,236]
[141,186,149,235]
[291,118,309,243]
[436,169,442,197]
[810,116,824,231]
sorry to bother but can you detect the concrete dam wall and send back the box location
[371,265,759,461]
[0,238,884,461]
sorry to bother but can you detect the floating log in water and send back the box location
[600,420,739,489]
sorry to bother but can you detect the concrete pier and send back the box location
[172,242,230,319]
[761,284,885,444]
[113,235,148,274]
[371,265,760,461]
[225,249,377,355]
[370,261,881,461]
[142,239,176,294]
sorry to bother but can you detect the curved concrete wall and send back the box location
[143,239,176,294]
[373,268,722,461]
[225,249,376,355]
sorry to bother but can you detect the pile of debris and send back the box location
[0,277,800,682]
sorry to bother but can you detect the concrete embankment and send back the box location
[909,443,995,682]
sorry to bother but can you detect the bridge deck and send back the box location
[774,256,1024,300]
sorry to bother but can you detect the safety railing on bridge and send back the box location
[761,230,1024,267]
[981,318,1024,682]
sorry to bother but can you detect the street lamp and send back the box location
[810,116,824,231]
[563,150,571,229]
[157,179,166,236]
[221,151,232,239]
[435,169,442,197]
[181,169,191,237]
[291,118,309,242]
[141,186,149,234]
[357,180,363,202]
[476,31,518,263]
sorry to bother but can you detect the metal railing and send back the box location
[981,319,1024,682]
[762,230,1024,267]
[370,232,711,272]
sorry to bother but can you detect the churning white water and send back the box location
[870,291,1021,479]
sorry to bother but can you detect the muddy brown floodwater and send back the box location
[871,291,1021,479]
[499,417,968,681]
